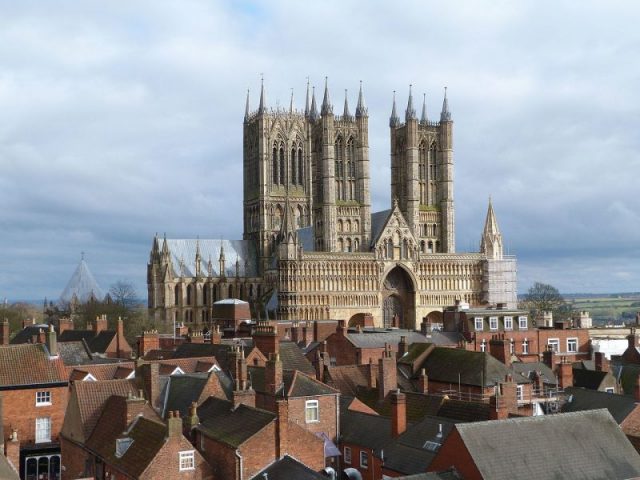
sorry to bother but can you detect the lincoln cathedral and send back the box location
[148,79,517,329]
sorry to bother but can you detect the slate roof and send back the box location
[162,373,214,418]
[436,399,490,423]
[278,341,315,375]
[455,409,640,480]
[8,324,50,344]
[615,364,640,395]
[383,416,457,475]
[370,209,392,245]
[172,343,245,372]
[572,368,609,390]
[395,470,461,480]
[247,367,337,398]
[250,455,326,480]
[58,329,120,355]
[57,340,93,365]
[345,329,428,349]
[562,387,637,423]
[0,344,67,387]
[510,361,556,385]
[197,396,275,447]
[58,330,96,344]
[356,388,445,422]
[326,364,378,396]
[420,348,527,388]
[340,409,392,453]
[164,238,257,277]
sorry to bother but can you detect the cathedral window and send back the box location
[346,220,351,232]
[272,146,278,185]
[291,147,297,185]
[279,145,285,185]
[419,141,427,204]
[186,284,193,306]
[337,220,343,232]
[346,138,356,201]
[296,205,303,227]
[297,147,304,185]
[347,238,352,253]
[335,137,344,200]
[203,286,208,305]
[354,238,359,251]
[338,238,344,252]
[274,205,283,230]
[174,285,180,306]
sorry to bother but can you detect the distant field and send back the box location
[568,294,640,325]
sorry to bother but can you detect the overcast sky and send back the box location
[1,0,639,301]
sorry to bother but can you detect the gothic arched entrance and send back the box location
[382,266,416,329]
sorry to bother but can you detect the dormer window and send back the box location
[115,437,134,458]
[489,316,498,331]
[474,317,483,331]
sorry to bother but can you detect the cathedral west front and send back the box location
[148,79,517,329]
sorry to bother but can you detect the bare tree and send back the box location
[521,282,570,321]
[109,281,138,308]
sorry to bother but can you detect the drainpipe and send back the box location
[235,449,243,480]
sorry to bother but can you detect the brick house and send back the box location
[57,316,132,359]
[0,327,68,479]
[442,304,590,362]
[195,396,325,480]
[428,410,640,479]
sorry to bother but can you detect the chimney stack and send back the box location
[210,324,222,345]
[378,343,397,401]
[0,319,9,345]
[489,334,511,367]
[94,314,108,334]
[253,321,279,357]
[398,336,407,358]
[46,324,58,357]
[558,358,573,389]
[594,351,609,373]
[417,368,429,394]
[167,410,183,437]
[543,347,555,369]
[391,389,407,438]
[137,361,160,409]
[276,400,289,458]
[184,402,200,438]
[367,359,377,389]
[58,317,73,334]
[265,352,283,397]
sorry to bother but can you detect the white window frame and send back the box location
[522,338,529,354]
[36,391,51,407]
[489,316,498,331]
[516,384,524,401]
[305,399,319,423]
[518,316,528,330]
[480,339,486,353]
[547,338,560,353]
[504,316,513,331]
[179,450,195,471]
[360,450,369,469]
[567,338,578,353]
[605,387,615,394]
[344,446,352,464]
[474,317,483,331]
[35,417,51,443]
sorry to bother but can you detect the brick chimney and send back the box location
[167,410,183,437]
[210,324,222,345]
[490,377,517,420]
[94,314,108,334]
[336,320,346,337]
[398,336,408,358]
[391,389,407,438]
[367,359,377,389]
[46,324,58,357]
[123,393,147,428]
[22,317,35,329]
[417,368,429,394]
[276,400,289,458]
[594,352,609,373]
[137,361,160,409]
[543,347,555,369]
[489,334,511,367]
[138,330,160,357]
[190,331,205,344]
[265,352,283,396]
[301,322,310,346]
[58,317,73,334]
[378,343,397,401]
[116,318,125,358]
[253,321,279,357]
[628,328,639,350]
[558,358,573,389]
[0,319,9,345]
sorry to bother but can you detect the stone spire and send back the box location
[289,88,294,114]
[355,80,367,117]
[480,197,503,260]
[258,76,266,114]
[389,91,400,127]
[420,93,428,123]
[304,78,310,116]
[440,86,451,122]
[219,241,226,277]
[321,77,333,116]
[279,197,296,242]
[343,89,351,118]
[309,86,319,121]
[405,84,416,121]
[244,89,250,122]
[195,238,202,277]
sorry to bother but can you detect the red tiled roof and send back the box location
[326,364,378,396]
[74,379,138,440]
[66,362,135,382]
[0,344,67,387]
